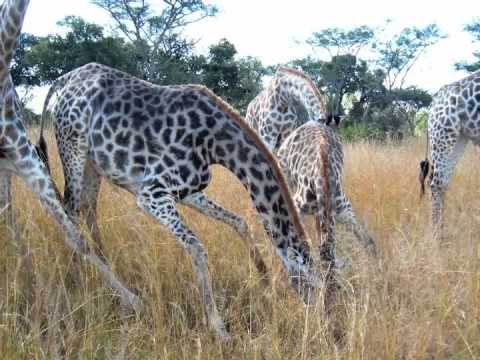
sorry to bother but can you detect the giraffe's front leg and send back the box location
[181,192,269,279]
[137,188,230,341]
[0,171,20,243]
[335,194,376,257]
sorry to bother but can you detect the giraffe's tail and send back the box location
[419,159,430,198]
[36,72,72,173]
[316,139,336,266]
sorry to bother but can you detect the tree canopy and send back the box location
[11,5,474,140]
[456,19,480,72]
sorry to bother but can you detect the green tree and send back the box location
[376,24,445,91]
[90,0,217,79]
[293,24,438,139]
[10,33,41,86]
[455,19,480,72]
[307,25,375,56]
[12,16,137,85]
[202,39,265,112]
[290,55,371,115]
[302,26,376,114]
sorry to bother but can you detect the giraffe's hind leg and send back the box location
[430,130,467,241]
[335,194,376,256]
[80,160,103,255]
[137,187,229,341]
[181,191,269,279]
[56,130,88,228]
[9,138,141,311]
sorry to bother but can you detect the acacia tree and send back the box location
[297,27,376,114]
[376,24,445,91]
[90,0,217,79]
[292,24,437,138]
[455,19,480,72]
[307,25,375,57]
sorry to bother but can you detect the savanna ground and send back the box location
[0,130,479,359]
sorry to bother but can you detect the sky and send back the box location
[21,0,480,112]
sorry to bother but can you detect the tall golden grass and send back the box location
[1,131,479,359]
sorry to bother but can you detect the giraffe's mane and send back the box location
[191,84,309,245]
[276,67,327,114]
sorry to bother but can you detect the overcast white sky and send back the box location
[22,0,479,111]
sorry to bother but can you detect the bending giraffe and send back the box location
[37,62,338,340]
[419,70,480,240]
[277,121,377,257]
[246,66,327,153]
[0,0,140,310]
[246,66,376,256]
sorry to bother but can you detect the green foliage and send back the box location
[12,15,264,116]
[307,26,375,56]
[11,33,40,86]
[288,24,440,140]
[414,109,429,137]
[12,17,137,85]
[455,19,480,73]
[376,24,445,90]
[11,6,441,136]
[290,55,369,114]
[339,122,381,142]
[390,86,432,110]
[20,107,41,126]
[202,39,265,112]
[90,0,217,78]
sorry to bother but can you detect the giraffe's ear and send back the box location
[325,113,333,126]
[333,115,341,127]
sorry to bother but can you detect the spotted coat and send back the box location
[246,67,376,257]
[0,1,141,311]
[426,70,480,240]
[246,67,327,153]
[39,62,334,340]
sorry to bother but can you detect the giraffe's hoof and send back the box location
[334,256,351,272]
[217,328,231,342]
[121,292,143,314]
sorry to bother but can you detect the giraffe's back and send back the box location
[52,64,226,196]
[429,71,480,143]
[277,121,343,214]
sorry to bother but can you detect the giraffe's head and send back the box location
[324,113,341,128]
[283,249,338,305]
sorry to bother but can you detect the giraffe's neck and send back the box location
[274,68,326,121]
[0,0,29,87]
[198,87,315,282]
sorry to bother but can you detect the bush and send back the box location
[340,123,383,142]
[414,109,429,137]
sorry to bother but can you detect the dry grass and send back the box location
[1,131,479,359]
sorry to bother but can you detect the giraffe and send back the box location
[419,70,480,240]
[246,66,328,154]
[277,121,377,257]
[0,0,141,311]
[37,62,338,340]
[246,66,376,256]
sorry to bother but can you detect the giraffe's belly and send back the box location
[89,146,212,199]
